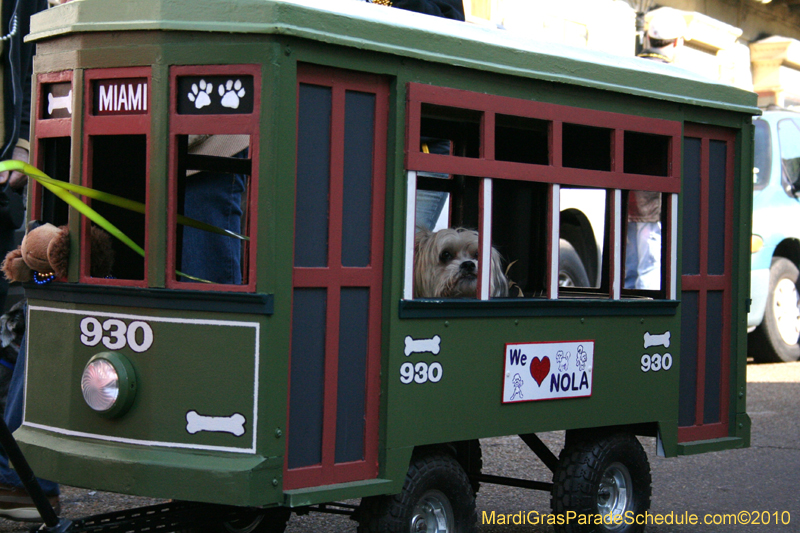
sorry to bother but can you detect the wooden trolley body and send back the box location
[17,0,755,518]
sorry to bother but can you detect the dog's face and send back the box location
[414,228,509,298]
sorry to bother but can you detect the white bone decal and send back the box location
[404,335,440,356]
[644,331,671,349]
[48,90,73,116]
[186,410,246,437]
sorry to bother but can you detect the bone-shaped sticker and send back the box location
[404,335,441,356]
[643,331,671,349]
[48,90,73,116]
[186,410,246,437]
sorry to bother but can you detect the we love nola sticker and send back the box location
[502,341,594,403]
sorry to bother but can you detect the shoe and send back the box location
[0,483,60,522]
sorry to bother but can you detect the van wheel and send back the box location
[357,454,476,533]
[551,433,651,533]
[559,239,591,287]
[750,257,800,363]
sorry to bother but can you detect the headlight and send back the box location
[751,235,764,254]
[81,352,137,418]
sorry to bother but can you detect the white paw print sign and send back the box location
[188,79,213,109]
[178,75,254,115]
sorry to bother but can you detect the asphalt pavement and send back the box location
[0,361,797,533]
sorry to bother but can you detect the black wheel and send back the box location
[559,239,591,288]
[195,507,290,533]
[749,257,800,363]
[357,453,477,533]
[551,433,651,533]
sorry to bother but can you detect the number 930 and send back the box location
[640,353,672,373]
[80,317,154,353]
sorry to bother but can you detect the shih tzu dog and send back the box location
[414,227,509,298]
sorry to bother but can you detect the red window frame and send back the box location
[31,70,73,221]
[406,83,682,192]
[405,83,682,300]
[81,67,152,287]
[166,64,261,292]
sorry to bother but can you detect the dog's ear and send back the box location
[414,226,433,255]
[490,247,510,298]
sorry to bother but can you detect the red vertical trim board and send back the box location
[286,64,387,490]
[678,123,737,443]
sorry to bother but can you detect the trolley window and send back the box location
[167,65,260,291]
[404,83,681,302]
[33,70,73,228]
[81,68,151,286]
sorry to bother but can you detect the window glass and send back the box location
[624,190,662,291]
[342,90,376,268]
[174,134,252,285]
[778,118,800,195]
[295,83,331,268]
[753,119,771,190]
[492,179,548,297]
[560,188,605,291]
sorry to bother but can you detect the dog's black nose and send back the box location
[460,261,476,274]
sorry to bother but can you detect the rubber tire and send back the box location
[749,257,800,363]
[196,508,290,533]
[559,239,591,287]
[551,433,651,533]
[357,453,477,533]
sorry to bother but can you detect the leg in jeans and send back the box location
[181,168,246,285]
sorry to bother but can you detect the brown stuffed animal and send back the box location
[1,223,114,283]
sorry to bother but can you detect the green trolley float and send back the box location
[5,0,758,531]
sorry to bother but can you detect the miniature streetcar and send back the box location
[15,0,756,531]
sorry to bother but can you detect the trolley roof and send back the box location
[28,0,758,114]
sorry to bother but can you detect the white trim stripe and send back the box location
[613,189,622,300]
[480,178,492,301]
[551,184,560,299]
[671,193,678,300]
[404,170,417,300]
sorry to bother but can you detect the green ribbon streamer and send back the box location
[0,160,226,283]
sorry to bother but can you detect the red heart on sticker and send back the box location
[530,356,550,386]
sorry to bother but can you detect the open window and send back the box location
[168,65,260,291]
[404,83,681,303]
[33,71,73,228]
[81,68,151,286]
